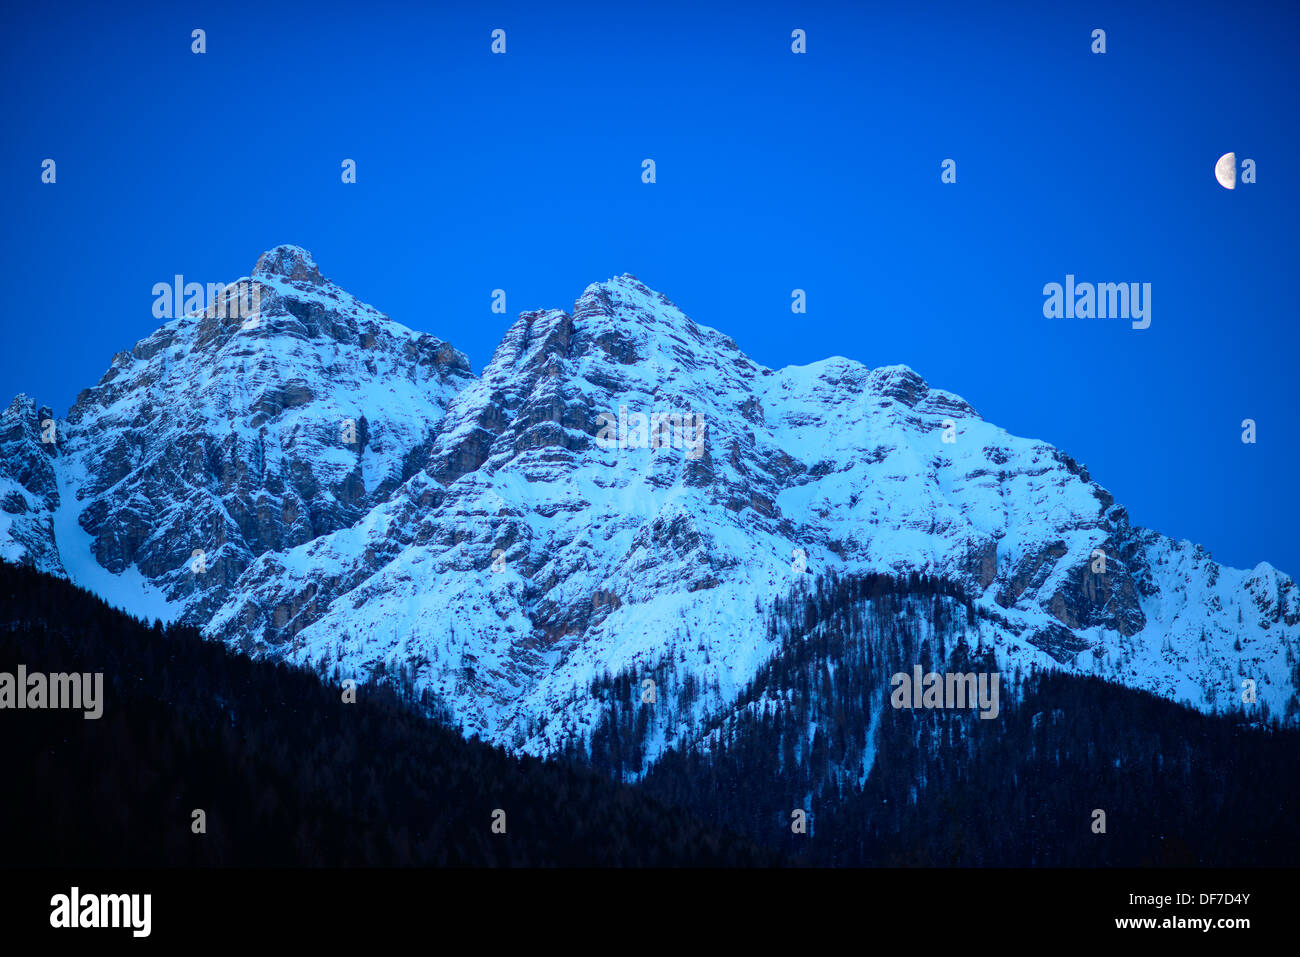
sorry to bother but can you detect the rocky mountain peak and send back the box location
[567,276,751,381]
[867,364,931,406]
[24,247,476,626]
[252,244,325,285]
[4,393,44,424]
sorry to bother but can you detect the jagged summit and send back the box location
[7,247,473,625]
[252,244,325,285]
[95,245,473,389]
[565,274,752,382]
[565,282,977,419]
[574,274,698,327]
[5,393,38,416]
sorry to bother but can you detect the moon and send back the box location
[1215,152,1237,190]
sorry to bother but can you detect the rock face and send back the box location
[0,395,64,576]
[6,253,1298,757]
[5,246,472,623]
[197,272,1298,750]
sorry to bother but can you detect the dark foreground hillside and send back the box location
[583,573,1300,866]
[0,561,771,866]
[6,559,1297,869]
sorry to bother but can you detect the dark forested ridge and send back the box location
[4,560,1297,868]
[0,561,771,866]
[581,572,1300,866]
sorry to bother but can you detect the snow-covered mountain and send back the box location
[1,246,472,622]
[5,247,1297,760]
[0,394,64,578]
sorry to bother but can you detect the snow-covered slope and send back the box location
[199,269,1300,755]
[0,394,64,577]
[2,246,473,623]
[7,250,1296,757]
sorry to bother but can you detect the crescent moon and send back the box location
[1215,152,1236,190]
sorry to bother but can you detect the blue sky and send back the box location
[2,0,1297,576]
